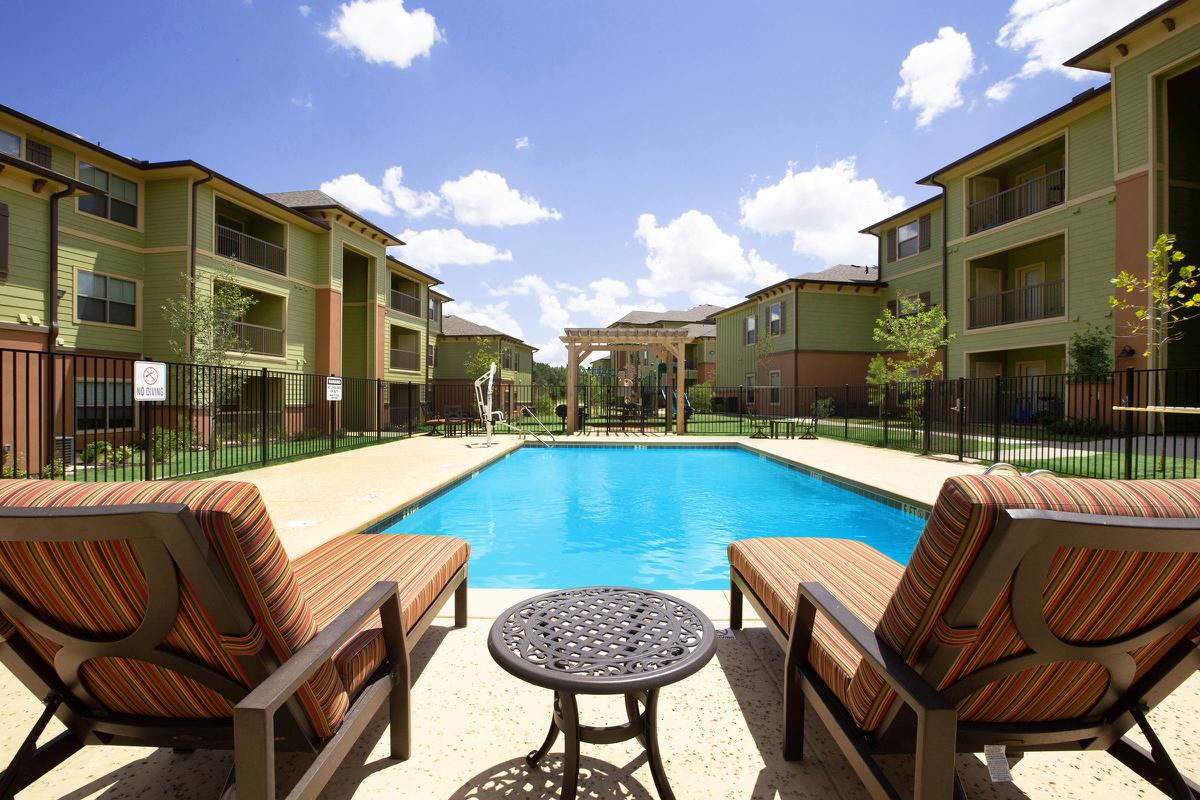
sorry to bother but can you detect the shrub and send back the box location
[110,445,134,465]
[812,396,835,419]
[151,426,185,464]
[291,427,324,442]
[81,441,112,464]
[1047,417,1114,438]
[39,458,65,479]
[2,453,25,478]
[1068,324,1113,381]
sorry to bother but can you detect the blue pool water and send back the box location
[379,447,926,589]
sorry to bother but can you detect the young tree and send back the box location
[1110,233,1199,469]
[866,296,953,438]
[463,337,497,379]
[162,262,257,469]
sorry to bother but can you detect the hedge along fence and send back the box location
[0,348,423,482]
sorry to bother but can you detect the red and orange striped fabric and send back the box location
[729,537,904,708]
[292,533,468,693]
[0,480,351,736]
[732,475,1200,733]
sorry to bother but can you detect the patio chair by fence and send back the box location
[729,474,1200,799]
[0,479,469,800]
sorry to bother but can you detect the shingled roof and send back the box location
[795,264,879,284]
[613,304,722,325]
[440,314,532,347]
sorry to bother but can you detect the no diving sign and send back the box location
[326,376,343,402]
[134,361,167,402]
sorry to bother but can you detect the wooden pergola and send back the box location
[560,327,694,435]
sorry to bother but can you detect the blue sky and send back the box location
[1,0,1155,363]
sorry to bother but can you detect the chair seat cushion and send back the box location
[729,538,905,709]
[293,533,469,695]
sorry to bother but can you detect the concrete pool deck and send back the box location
[3,434,1197,798]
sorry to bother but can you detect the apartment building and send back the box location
[432,314,535,414]
[606,305,720,387]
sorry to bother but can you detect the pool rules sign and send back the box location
[134,361,167,402]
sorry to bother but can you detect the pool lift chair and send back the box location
[473,363,556,448]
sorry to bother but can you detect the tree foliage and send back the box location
[867,296,953,384]
[463,337,497,379]
[1067,323,1113,381]
[163,262,257,367]
[1110,233,1199,365]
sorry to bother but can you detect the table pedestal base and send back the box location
[525,689,674,800]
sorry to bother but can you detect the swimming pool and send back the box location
[377,446,927,590]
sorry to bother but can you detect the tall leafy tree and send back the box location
[866,296,953,438]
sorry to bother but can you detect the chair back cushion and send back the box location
[848,475,1200,731]
[0,480,350,738]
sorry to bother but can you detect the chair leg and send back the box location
[913,708,957,800]
[454,577,468,628]
[390,650,412,761]
[1108,705,1200,799]
[0,695,81,800]
[782,664,805,761]
[730,580,743,630]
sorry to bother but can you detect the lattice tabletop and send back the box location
[488,587,717,694]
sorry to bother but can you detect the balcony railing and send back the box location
[967,168,1065,234]
[390,290,421,317]
[968,278,1065,329]
[390,348,420,371]
[216,224,286,274]
[231,320,284,356]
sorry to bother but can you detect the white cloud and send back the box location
[447,300,524,340]
[739,158,906,265]
[318,165,444,219]
[564,278,667,326]
[531,338,567,367]
[893,26,975,128]
[395,229,513,270]
[514,136,531,150]
[290,94,315,110]
[381,166,444,218]
[320,173,394,216]
[325,0,442,69]
[985,78,1015,101]
[634,210,785,307]
[440,170,562,227]
[989,0,1161,100]
[298,4,312,16]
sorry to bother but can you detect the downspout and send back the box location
[792,283,799,402]
[931,178,950,375]
[189,170,214,358]
[47,185,75,354]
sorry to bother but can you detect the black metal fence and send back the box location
[1,349,422,482]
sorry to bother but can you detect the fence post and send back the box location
[1124,366,1135,480]
[376,378,383,441]
[142,402,153,481]
[843,384,849,438]
[882,383,890,448]
[329,374,336,454]
[922,379,932,455]
[956,376,964,462]
[992,375,1002,464]
[260,367,269,467]
[407,382,415,435]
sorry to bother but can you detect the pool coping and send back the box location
[364,439,931,534]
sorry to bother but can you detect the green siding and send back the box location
[0,185,51,329]
[794,292,880,351]
[143,179,188,249]
[877,203,943,280]
[1114,23,1200,173]
[1068,107,1115,197]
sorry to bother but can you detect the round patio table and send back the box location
[488,587,717,800]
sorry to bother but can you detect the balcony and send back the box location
[968,279,1064,329]
[216,224,286,275]
[390,348,420,371]
[390,290,421,317]
[231,320,284,356]
[967,168,1065,234]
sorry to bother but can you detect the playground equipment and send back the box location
[474,363,555,447]
[660,389,694,420]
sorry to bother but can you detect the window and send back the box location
[897,220,919,259]
[0,130,18,158]
[513,351,521,371]
[78,162,138,226]
[744,314,757,345]
[769,371,781,405]
[26,140,51,169]
[768,302,785,336]
[745,373,756,405]
[427,343,436,368]
[501,347,513,369]
[75,379,133,430]
[886,291,932,318]
[428,298,441,321]
[77,270,137,326]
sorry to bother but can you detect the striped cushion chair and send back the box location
[0,479,468,800]
[729,475,1200,800]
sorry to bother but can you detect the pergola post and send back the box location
[675,342,686,435]
[566,340,579,435]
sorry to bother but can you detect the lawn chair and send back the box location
[729,474,1200,799]
[0,479,469,800]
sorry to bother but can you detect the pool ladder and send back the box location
[496,407,556,447]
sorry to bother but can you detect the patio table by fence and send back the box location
[488,587,717,800]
